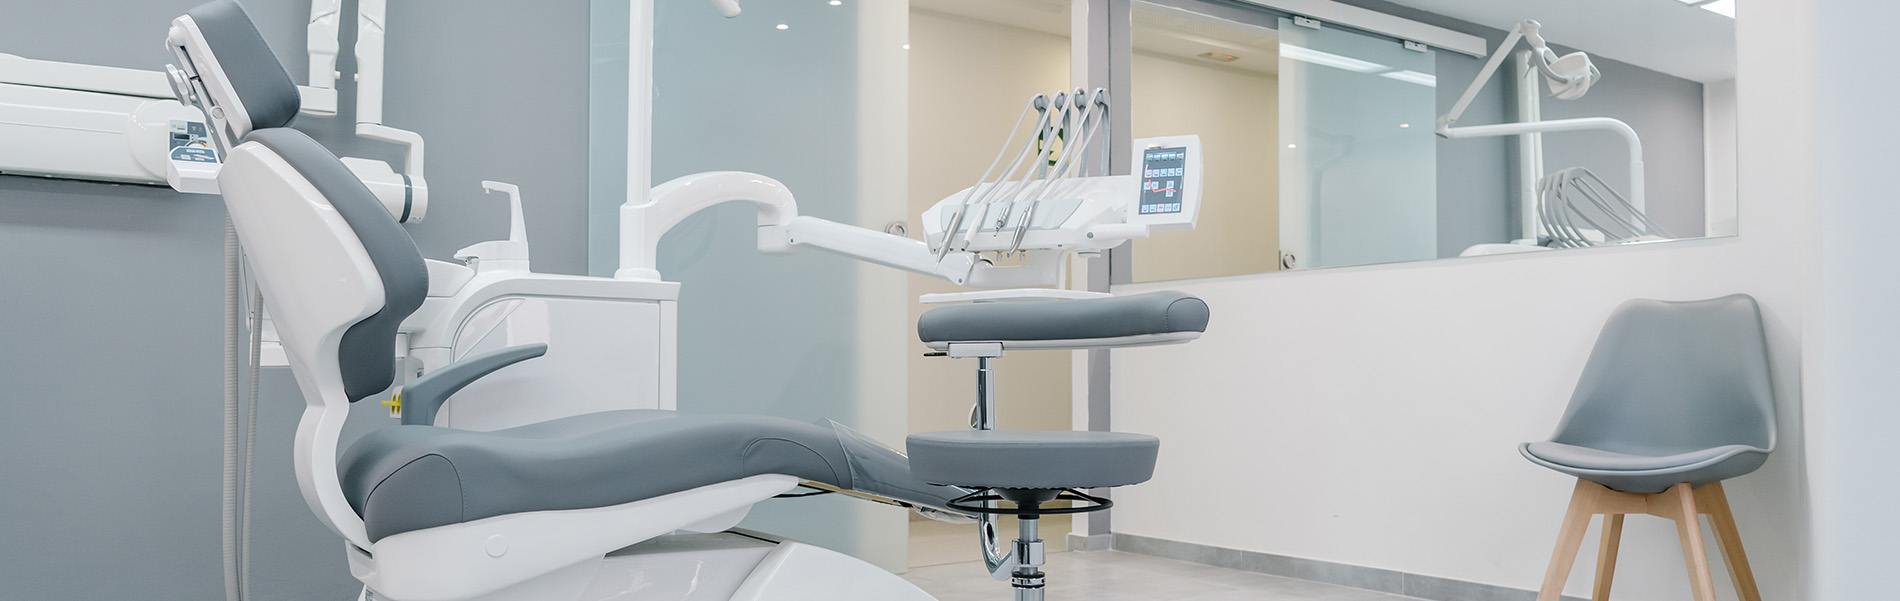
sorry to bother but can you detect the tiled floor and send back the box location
[902,549,1423,601]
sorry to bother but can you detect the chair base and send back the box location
[1535,479,1763,601]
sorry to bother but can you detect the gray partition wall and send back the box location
[1,1,595,599]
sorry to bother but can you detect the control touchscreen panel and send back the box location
[1139,147,1187,215]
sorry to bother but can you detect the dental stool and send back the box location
[908,291,1209,601]
[1522,295,1773,601]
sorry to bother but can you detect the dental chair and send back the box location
[166,2,1207,600]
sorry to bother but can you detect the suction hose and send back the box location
[221,217,264,601]
[222,219,240,601]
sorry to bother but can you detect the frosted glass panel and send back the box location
[1277,18,1437,270]
[588,0,906,568]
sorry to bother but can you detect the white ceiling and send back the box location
[1377,0,1737,82]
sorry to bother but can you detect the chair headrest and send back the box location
[169,0,300,144]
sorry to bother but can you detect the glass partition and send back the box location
[588,0,908,569]
[1126,0,1739,281]
[1277,16,1437,270]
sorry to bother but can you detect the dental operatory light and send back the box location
[1440,20,1599,132]
[1438,18,1651,241]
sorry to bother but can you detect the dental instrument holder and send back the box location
[1436,19,1645,220]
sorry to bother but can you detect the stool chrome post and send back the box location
[1011,515,1047,601]
[975,356,997,430]
[945,342,1016,582]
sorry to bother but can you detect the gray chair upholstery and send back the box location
[917,291,1209,349]
[1521,294,1776,493]
[341,410,970,542]
[908,430,1159,490]
[184,0,301,133]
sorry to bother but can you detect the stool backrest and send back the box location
[1551,294,1775,455]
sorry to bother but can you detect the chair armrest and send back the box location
[399,343,548,426]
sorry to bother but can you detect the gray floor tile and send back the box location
[902,550,1422,601]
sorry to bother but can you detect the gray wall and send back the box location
[0,1,592,599]
[1338,0,1711,256]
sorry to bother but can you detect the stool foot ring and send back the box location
[946,488,1112,515]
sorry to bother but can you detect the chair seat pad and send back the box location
[907,430,1159,490]
[1520,441,1771,493]
[340,410,955,543]
[916,291,1208,350]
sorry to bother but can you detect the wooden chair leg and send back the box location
[1698,483,1764,601]
[1538,480,1602,601]
[1668,483,1719,601]
[1592,514,1624,601]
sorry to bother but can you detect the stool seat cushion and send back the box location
[917,291,1209,350]
[907,430,1159,490]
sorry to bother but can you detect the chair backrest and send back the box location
[170,0,302,146]
[169,0,428,548]
[1551,294,1775,455]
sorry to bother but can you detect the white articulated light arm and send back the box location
[304,0,342,116]
[777,217,984,286]
[616,171,797,281]
[348,0,428,222]
[614,172,1027,287]
[1436,19,1642,210]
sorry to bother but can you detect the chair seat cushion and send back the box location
[340,410,959,542]
[907,430,1159,490]
[916,291,1209,350]
[1520,441,1771,493]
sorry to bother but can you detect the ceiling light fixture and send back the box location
[1279,44,1385,73]
[1678,0,1736,18]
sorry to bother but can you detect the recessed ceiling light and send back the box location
[902,44,911,50]
[776,23,789,30]
[1197,51,1240,63]
[1280,44,1386,73]
[1399,123,1410,128]
[1287,144,1298,149]
[1680,0,1735,18]
[1379,70,1437,88]
[829,0,842,4]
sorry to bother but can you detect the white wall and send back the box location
[1104,2,1820,599]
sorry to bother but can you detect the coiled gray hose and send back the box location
[243,285,262,599]
[222,218,240,601]
[222,218,263,601]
